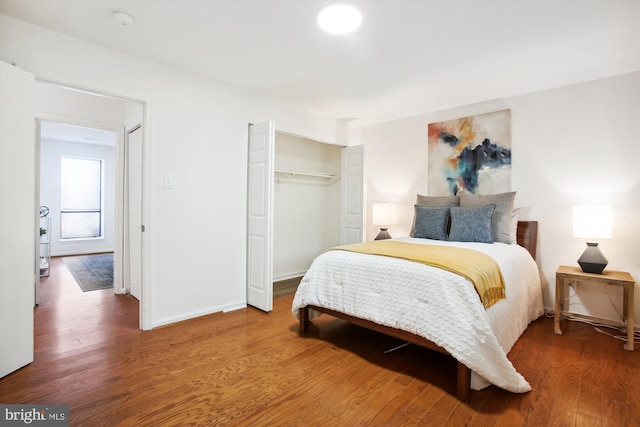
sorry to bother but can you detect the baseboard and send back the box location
[53,250,114,257]
[223,302,247,313]
[273,270,306,282]
[544,305,639,330]
[152,299,247,328]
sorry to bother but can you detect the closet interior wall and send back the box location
[273,132,342,281]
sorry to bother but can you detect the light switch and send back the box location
[163,175,174,189]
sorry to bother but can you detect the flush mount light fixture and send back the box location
[317,3,362,34]
[113,11,134,27]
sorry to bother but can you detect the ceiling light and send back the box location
[318,3,362,34]
[113,11,134,27]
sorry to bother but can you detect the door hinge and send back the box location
[141,225,145,232]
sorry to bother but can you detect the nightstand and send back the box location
[554,265,635,351]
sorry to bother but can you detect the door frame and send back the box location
[33,80,151,330]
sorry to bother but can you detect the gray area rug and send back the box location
[63,253,114,292]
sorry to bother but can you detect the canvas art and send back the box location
[428,109,511,195]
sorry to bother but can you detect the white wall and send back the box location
[273,133,341,280]
[40,139,116,256]
[362,72,640,326]
[0,14,341,327]
[124,102,144,131]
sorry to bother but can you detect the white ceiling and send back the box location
[1,0,638,126]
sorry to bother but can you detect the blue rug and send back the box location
[63,253,114,292]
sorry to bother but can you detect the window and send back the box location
[60,157,103,239]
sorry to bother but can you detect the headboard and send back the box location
[516,221,538,260]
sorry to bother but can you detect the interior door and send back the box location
[127,125,143,300]
[247,121,275,312]
[340,145,365,244]
[0,61,36,377]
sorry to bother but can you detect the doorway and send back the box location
[38,120,118,302]
[34,81,145,327]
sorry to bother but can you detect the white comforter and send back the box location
[291,237,544,392]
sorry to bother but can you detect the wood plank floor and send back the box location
[273,276,301,298]
[1,257,639,426]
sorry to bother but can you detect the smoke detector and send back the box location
[113,11,134,27]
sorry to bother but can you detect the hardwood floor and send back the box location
[1,257,639,426]
[273,276,302,298]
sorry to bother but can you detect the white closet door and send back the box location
[247,121,275,312]
[0,61,36,378]
[341,145,365,244]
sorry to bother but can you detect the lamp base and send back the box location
[577,242,608,274]
[375,228,391,240]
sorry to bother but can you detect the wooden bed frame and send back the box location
[298,221,539,402]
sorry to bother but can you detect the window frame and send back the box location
[59,156,104,240]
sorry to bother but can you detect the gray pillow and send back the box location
[411,194,460,236]
[509,207,521,244]
[448,205,496,243]
[415,194,460,207]
[460,191,516,244]
[412,205,449,240]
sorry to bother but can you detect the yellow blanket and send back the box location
[331,240,506,309]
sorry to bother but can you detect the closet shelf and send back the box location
[274,169,336,179]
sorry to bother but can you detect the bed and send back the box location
[292,220,543,402]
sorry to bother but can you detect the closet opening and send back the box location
[247,121,364,312]
[272,131,342,298]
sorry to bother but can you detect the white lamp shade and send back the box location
[372,203,397,226]
[573,205,612,239]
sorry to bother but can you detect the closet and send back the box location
[247,121,364,312]
[273,132,342,282]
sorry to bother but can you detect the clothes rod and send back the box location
[274,169,335,179]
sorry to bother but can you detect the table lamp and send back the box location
[572,205,612,274]
[372,203,397,240]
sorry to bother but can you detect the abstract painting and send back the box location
[428,109,511,195]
